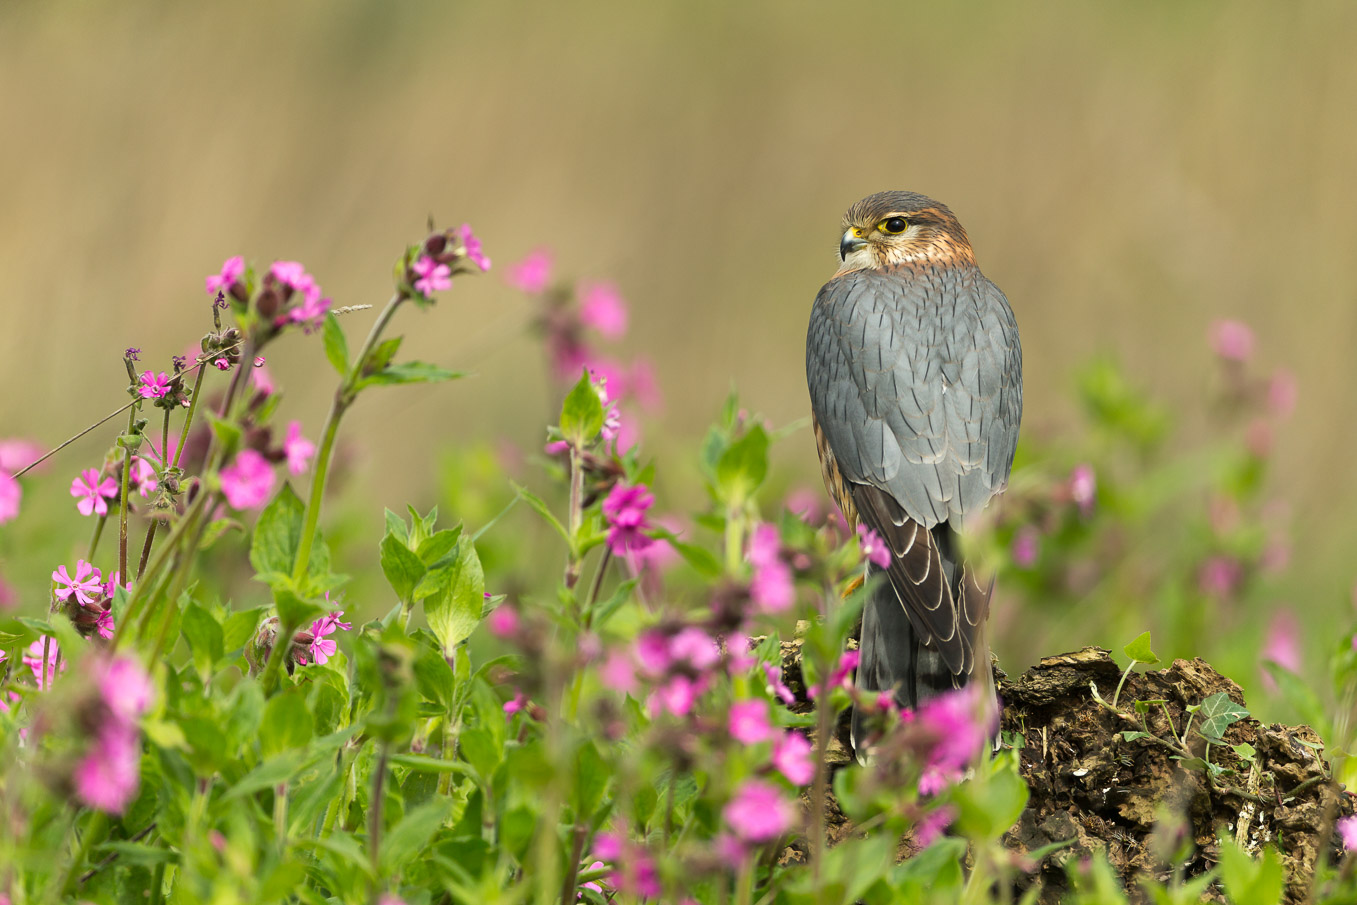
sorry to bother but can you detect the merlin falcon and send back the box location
[805,191,1022,747]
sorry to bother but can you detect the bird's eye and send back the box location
[879,217,909,235]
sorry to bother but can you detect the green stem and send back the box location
[137,521,159,582]
[172,364,209,469]
[563,445,584,590]
[86,514,108,564]
[724,505,744,574]
[368,741,391,904]
[293,293,403,587]
[112,487,208,650]
[56,810,106,899]
[274,783,289,856]
[118,404,137,583]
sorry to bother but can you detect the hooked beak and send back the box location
[840,228,868,261]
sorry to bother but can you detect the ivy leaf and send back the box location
[1123,631,1160,666]
[1121,731,1155,743]
[1196,692,1249,743]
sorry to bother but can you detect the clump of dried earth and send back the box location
[775,642,1351,903]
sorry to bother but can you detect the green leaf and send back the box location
[362,336,403,377]
[559,371,604,447]
[182,604,224,679]
[379,532,425,604]
[250,482,305,576]
[322,313,349,377]
[273,585,324,632]
[1121,731,1155,743]
[665,537,722,578]
[424,538,485,653]
[1196,692,1249,743]
[1216,833,1284,905]
[380,800,451,874]
[389,754,472,775]
[356,360,465,390]
[199,517,244,551]
[1262,661,1330,739]
[417,526,463,567]
[1123,631,1160,666]
[572,741,610,819]
[260,689,313,759]
[414,642,458,710]
[384,508,409,545]
[952,753,1029,842]
[206,412,243,452]
[715,424,769,505]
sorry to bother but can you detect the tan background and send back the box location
[2,1,1355,676]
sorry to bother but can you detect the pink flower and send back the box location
[1011,526,1040,569]
[93,657,154,721]
[73,720,141,814]
[53,560,103,606]
[378,897,408,905]
[283,421,315,475]
[728,699,774,744]
[599,649,638,695]
[1210,319,1255,362]
[602,482,654,555]
[635,631,672,677]
[857,525,892,569]
[213,357,231,371]
[1268,368,1297,420]
[749,523,794,613]
[95,608,115,640]
[811,651,859,699]
[303,608,352,666]
[579,282,628,339]
[1198,555,1243,598]
[763,663,795,705]
[205,255,245,297]
[0,438,44,473]
[487,606,519,638]
[288,293,331,333]
[504,691,528,717]
[784,488,824,524]
[71,468,118,517]
[748,523,781,569]
[0,471,19,524]
[628,359,663,413]
[130,456,157,498]
[724,779,795,843]
[649,675,700,717]
[914,805,956,847]
[1338,815,1357,851]
[138,371,171,399]
[724,634,756,673]
[506,249,552,293]
[669,626,719,670]
[1069,464,1096,517]
[772,732,815,785]
[23,637,63,690]
[219,450,275,510]
[412,255,453,296]
[271,261,320,302]
[1260,609,1301,693]
[916,686,993,795]
[579,860,607,897]
[459,224,491,272]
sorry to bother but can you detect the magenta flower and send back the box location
[627,358,663,413]
[763,663,796,706]
[71,468,118,517]
[205,255,245,296]
[599,649,638,695]
[252,361,275,395]
[271,260,320,302]
[73,720,141,814]
[288,293,330,333]
[23,637,63,690]
[914,805,956,847]
[772,731,815,785]
[669,626,720,670]
[0,471,19,524]
[93,656,154,721]
[1339,816,1357,851]
[53,560,103,606]
[724,779,796,843]
[219,450,275,510]
[304,608,352,666]
[486,605,519,639]
[602,482,654,555]
[811,650,859,700]
[649,675,701,717]
[506,248,553,293]
[504,691,528,717]
[1069,464,1096,517]
[138,371,171,399]
[1260,609,1301,693]
[749,523,794,613]
[916,686,993,795]
[634,631,672,677]
[857,524,892,569]
[579,282,628,339]
[130,456,158,498]
[95,608,115,639]
[728,699,774,745]
[459,224,491,272]
[1209,319,1255,362]
[1010,526,1040,569]
[0,438,44,473]
[412,255,453,296]
[283,421,316,475]
[784,488,824,524]
[579,860,607,897]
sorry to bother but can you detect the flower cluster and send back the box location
[406,224,491,300]
[72,656,154,813]
[52,559,117,640]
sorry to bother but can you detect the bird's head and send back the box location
[836,191,975,273]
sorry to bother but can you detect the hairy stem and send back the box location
[118,404,137,584]
[563,445,584,590]
[172,363,210,469]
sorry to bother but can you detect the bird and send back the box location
[805,191,1022,751]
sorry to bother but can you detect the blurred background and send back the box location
[2,1,1355,722]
